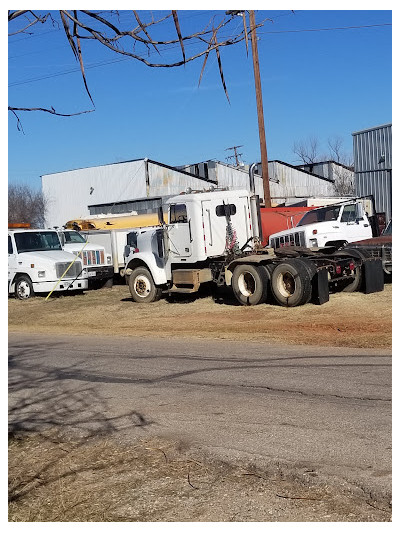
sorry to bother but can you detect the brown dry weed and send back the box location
[8,283,392,349]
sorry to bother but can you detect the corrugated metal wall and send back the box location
[353,124,392,219]
[42,158,346,227]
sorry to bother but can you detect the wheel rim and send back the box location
[277,272,295,298]
[17,280,31,299]
[134,275,151,298]
[238,272,256,297]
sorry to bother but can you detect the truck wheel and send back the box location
[128,267,162,303]
[270,259,312,307]
[15,275,34,300]
[231,264,269,305]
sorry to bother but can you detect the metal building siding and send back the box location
[42,160,146,227]
[353,124,392,172]
[147,161,210,197]
[268,162,336,202]
[353,124,392,219]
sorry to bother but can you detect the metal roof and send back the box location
[352,123,392,136]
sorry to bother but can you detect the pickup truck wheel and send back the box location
[231,264,269,305]
[270,259,312,307]
[15,275,34,300]
[128,267,162,303]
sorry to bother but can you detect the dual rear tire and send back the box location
[231,259,313,307]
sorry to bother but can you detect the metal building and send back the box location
[42,157,339,228]
[353,123,392,221]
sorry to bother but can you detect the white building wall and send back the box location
[147,161,211,196]
[42,158,340,228]
[42,160,146,227]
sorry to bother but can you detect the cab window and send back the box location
[170,204,187,223]
[341,204,358,223]
[216,204,237,217]
[8,236,13,254]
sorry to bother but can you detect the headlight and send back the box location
[38,271,46,278]
[309,238,318,247]
[107,255,112,265]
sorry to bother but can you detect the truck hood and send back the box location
[63,243,100,252]
[17,250,81,263]
[350,235,392,246]
[269,220,338,239]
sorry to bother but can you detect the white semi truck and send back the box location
[8,226,88,299]
[122,188,383,307]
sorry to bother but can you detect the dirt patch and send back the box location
[8,431,391,522]
[8,283,392,349]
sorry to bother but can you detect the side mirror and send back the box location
[124,245,131,258]
[356,203,364,220]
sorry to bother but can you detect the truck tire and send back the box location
[231,264,269,306]
[128,267,162,303]
[333,248,365,293]
[14,275,34,300]
[270,259,312,307]
[342,266,362,292]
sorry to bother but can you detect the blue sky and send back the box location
[8,8,392,191]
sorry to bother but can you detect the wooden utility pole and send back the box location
[249,10,271,207]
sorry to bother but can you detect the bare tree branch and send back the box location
[8,184,48,228]
[172,11,185,63]
[293,137,320,164]
[8,106,94,131]
[8,10,276,121]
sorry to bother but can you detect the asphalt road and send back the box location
[8,332,392,501]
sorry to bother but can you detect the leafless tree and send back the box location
[8,10,271,124]
[292,136,320,164]
[326,136,355,195]
[8,184,48,228]
[293,135,355,196]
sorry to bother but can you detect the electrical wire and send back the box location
[8,21,391,88]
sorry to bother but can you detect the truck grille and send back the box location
[270,231,306,249]
[56,261,83,278]
[75,250,105,266]
[382,247,392,263]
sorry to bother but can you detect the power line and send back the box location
[258,23,391,35]
[8,21,392,88]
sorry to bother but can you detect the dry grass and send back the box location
[8,431,391,522]
[8,283,392,349]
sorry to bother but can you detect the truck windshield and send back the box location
[63,231,86,243]
[382,220,392,235]
[14,231,62,253]
[297,206,341,226]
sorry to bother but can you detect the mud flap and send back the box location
[311,268,329,305]
[363,258,384,294]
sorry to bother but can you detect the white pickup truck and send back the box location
[268,199,373,250]
[8,227,88,299]
[58,230,114,286]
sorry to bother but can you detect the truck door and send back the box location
[202,196,251,257]
[167,203,192,258]
[339,203,372,242]
[8,234,18,288]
